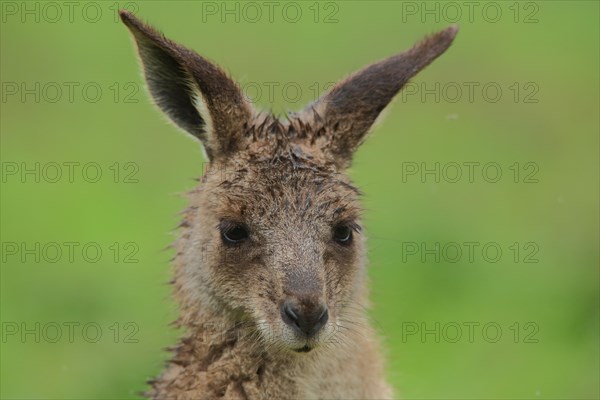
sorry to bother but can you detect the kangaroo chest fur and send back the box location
[149,313,391,399]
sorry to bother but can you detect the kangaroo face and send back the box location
[120,10,456,354]
[191,142,364,351]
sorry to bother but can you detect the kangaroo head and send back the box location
[121,11,457,354]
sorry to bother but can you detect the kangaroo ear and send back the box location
[120,11,253,161]
[304,25,458,168]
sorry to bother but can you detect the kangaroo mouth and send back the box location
[294,345,313,353]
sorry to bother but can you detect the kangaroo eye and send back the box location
[333,225,353,245]
[220,223,248,245]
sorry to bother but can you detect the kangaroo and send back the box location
[120,10,457,399]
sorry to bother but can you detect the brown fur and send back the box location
[120,10,457,399]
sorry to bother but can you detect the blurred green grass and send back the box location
[1,1,598,399]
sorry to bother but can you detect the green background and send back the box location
[1,1,598,398]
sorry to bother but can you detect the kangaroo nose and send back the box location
[281,298,328,336]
